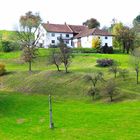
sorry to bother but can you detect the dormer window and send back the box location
[51,33,55,37]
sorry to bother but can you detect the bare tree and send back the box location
[119,68,129,80]
[84,72,104,100]
[131,48,140,84]
[109,62,119,78]
[47,48,62,71]
[104,79,118,102]
[58,38,72,73]
[16,11,42,72]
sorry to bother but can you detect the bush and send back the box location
[119,69,129,80]
[100,46,114,54]
[1,41,20,52]
[0,63,6,75]
[72,48,97,53]
[97,59,114,67]
[1,41,13,52]
[48,44,58,48]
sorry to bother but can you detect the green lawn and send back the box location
[0,49,140,140]
[0,92,140,140]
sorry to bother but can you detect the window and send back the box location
[65,40,69,44]
[51,40,55,44]
[105,36,108,39]
[51,33,55,37]
[66,34,69,38]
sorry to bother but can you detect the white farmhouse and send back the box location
[73,28,113,48]
[35,22,87,48]
[35,22,113,48]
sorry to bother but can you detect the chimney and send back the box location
[47,21,49,24]
[64,22,67,25]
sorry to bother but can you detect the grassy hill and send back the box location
[0,49,140,139]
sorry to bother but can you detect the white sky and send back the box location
[0,0,140,30]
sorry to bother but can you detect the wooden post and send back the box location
[49,94,54,129]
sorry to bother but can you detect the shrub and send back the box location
[92,37,101,48]
[72,48,97,53]
[100,46,114,54]
[1,41,13,52]
[119,69,129,80]
[48,44,58,48]
[103,78,118,102]
[96,59,114,67]
[1,41,20,52]
[109,63,119,78]
[107,47,114,54]
[0,63,6,75]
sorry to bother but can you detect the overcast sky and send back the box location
[0,0,140,30]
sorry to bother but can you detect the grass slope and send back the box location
[0,49,140,139]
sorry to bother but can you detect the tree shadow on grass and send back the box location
[0,93,17,117]
[4,71,17,76]
[0,91,37,117]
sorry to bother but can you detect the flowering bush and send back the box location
[96,59,114,67]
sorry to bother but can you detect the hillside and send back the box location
[0,49,140,139]
[1,49,140,100]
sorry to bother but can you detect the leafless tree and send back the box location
[131,48,140,84]
[84,72,104,100]
[109,62,119,78]
[47,48,62,71]
[58,38,72,73]
[119,68,129,80]
[103,79,118,102]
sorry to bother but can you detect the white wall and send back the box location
[35,24,48,48]
[47,32,73,48]
[81,35,92,48]
[73,39,78,47]
[35,25,73,48]
[100,36,112,47]
[35,25,113,48]
[73,35,113,48]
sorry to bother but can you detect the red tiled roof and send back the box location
[42,23,87,34]
[42,23,73,33]
[74,28,112,38]
[69,25,88,33]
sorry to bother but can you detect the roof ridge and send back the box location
[66,24,73,33]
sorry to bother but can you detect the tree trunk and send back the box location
[115,72,117,78]
[64,64,68,73]
[126,47,129,54]
[136,71,139,84]
[122,41,126,53]
[29,61,32,72]
[110,95,113,102]
[56,64,60,72]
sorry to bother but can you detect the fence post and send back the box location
[49,94,54,129]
